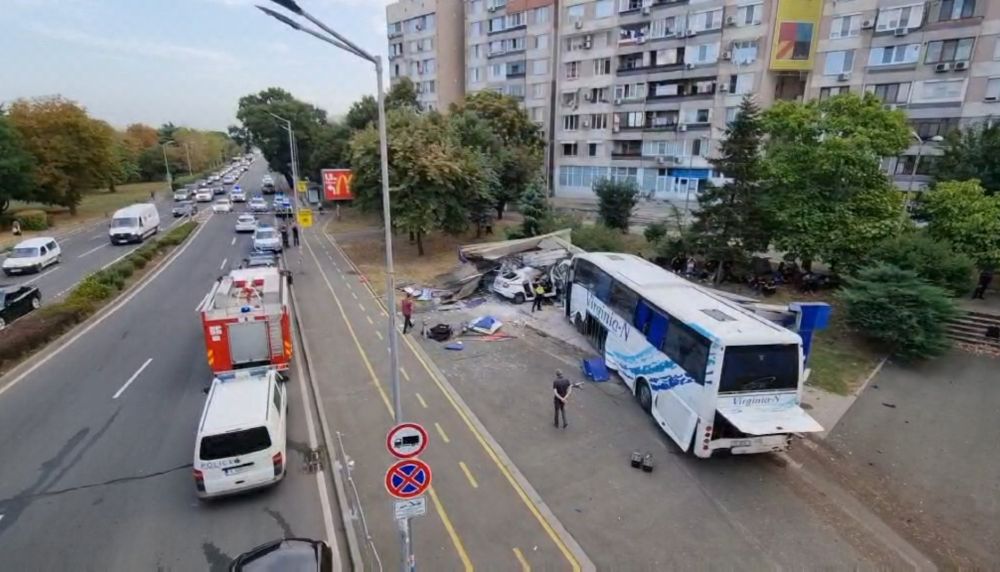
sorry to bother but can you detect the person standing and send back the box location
[973,269,994,300]
[291,224,300,247]
[531,283,545,312]
[553,370,571,429]
[401,293,415,334]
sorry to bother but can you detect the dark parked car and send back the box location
[172,200,198,217]
[229,538,333,572]
[0,284,41,329]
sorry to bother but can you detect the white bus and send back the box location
[566,253,822,458]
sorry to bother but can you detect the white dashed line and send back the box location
[112,358,153,400]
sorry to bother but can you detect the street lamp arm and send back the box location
[256,5,369,61]
[295,8,376,63]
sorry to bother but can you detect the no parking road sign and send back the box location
[386,422,428,459]
[384,459,432,500]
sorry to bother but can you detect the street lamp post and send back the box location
[184,143,194,176]
[906,131,944,211]
[257,1,406,569]
[161,140,176,191]
[267,111,300,218]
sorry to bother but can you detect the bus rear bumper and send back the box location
[710,434,791,456]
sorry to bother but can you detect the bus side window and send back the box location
[594,270,612,303]
[647,311,668,348]
[634,301,651,332]
[663,320,709,385]
[609,280,638,319]
[574,260,596,289]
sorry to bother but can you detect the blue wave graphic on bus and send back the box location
[607,348,694,392]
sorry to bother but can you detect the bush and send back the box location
[644,221,668,245]
[14,209,50,231]
[68,276,114,305]
[571,224,627,252]
[868,231,975,296]
[108,260,136,279]
[838,264,958,360]
[594,178,640,232]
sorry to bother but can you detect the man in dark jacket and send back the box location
[973,269,994,300]
[553,370,571,429]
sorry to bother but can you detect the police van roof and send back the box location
[199,368,274,434]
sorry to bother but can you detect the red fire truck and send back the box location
[199,266,292,373]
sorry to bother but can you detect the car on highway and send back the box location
[212,198,233,214]
[234,214,257,233]
[198,180,211,188]
[222,175,236,185]
[249,197,269,213]
[228,538,334,572]
[262,175,274,186]
[193,367,287,499]
[230,188,247,202]
[252,226,282,253]
[212,186,226,196]
[0,284,41,330]
[240,252,278,268]
[172,200,198,217]
[173,189,191,201]
[3,237,61,276]
[195,189,213,202]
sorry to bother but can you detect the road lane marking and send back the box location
[400,367,411,382]
[321,229,586,572]
[365,315,373,325]
[434,422,451,444]
[112,358,153,399]
[195,291,211,312]
[513,548,530,571]
[89,234,103,240]
[219,258,228,271]
[303,235,471,568]
[357,302,365,312]
[459,462,478,489]
[351,292,358,300]
[415,392,428,408]
[77,243,107,258]
[375,330,383,341]
[21,266,60,286]
[230,237,236,246]
[100,246,140,271]
[345,282,353,290]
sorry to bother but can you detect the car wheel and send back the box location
[636,380,653,414]
[2,270,11,277]
[33,264,42,274]
[513,293,525,305]
[30,296,40,310]
[0,317,6,330]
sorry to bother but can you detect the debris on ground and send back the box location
[466,315,503,335]
[582,357,610,382]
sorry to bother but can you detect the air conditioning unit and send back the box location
[637,36,647,44]
[584,92,593,101]
[861,19,874,30]
[583,39,593,49]
[953,60,969,71]
[935,62,952,73]
[678,124,688,132]
[614,98,623,105]
[837,72,851,82]
[582,119,591,128]
[656,156,667,165]
[642,6,650,15]
[726,16,736,26]
[488,5,496,11]
[574,20,584,29]
[686,62,696,70]
[720,83,729,92]
[986,96,999,102]
[721,50,732,61]
[893,27,908,37]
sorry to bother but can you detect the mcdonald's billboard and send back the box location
[769,0,824,71]
[322,169,354,201]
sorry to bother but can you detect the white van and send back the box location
[109,203,160,245]
[193,367,287,499]
[2,237,61,275]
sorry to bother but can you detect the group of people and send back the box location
[278,223,300,248]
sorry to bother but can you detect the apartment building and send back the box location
[387,0,466,111]
[812,0,1000,193]
[552,0,792,200]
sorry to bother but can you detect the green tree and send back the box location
[0,113,37,215]
[839,264,958,360]
[868,230,975,296]
[305,122,352,182]
[236,88,328,183]
[344,78,420,132]
[761,93,909,272]
[157,122,178,143]
[594,178,639,232]
[643,221,667,245]
[227,124,251,152]
[572,224,627,252]
[691,95,768,281]
[921,179,1000,268]
[8,97,116,215]
[932,121,1000,194]
[519,182,549,238]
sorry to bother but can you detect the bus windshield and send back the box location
[719,344,799,393]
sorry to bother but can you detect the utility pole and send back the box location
[184,143,193,176]
[162,141,175,190]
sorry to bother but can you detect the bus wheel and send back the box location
[636,380,652,414]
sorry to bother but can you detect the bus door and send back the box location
[653,319,708,451]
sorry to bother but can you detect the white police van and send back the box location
[193,367,287,499]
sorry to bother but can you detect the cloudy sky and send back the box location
[0,0,391,130]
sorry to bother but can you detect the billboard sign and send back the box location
[322,169,354,201]
[769,0,823,71]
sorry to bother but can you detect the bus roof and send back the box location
[576,252,801,346]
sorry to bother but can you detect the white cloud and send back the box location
[27,25,240,66]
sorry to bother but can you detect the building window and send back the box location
[819,86,849,100]
[565,61,580,79]
[912,79,966,103]
[937,0,976,21]
[562,143,579,157]
[388,22,402,35]
[986,78,1000,100]
[621,111,644,128]
[469,67,482,83]
[682,108,711,124]
[534,34,549,50]
[594,58,612,76]
[531,83,545,98]
[563,115,580,131]
[470,0,482,15]
[390,43,403,57]
[489,63,505,80]
[532,5,550,24]
[618,0,642,13]
[725,106,739,124]
[995,38,1000,60]
[729,73,754,95]
[531,59,549,75]
[823,50,855,75]
[691,9,723,32]
[489,16,505,33]
[731,40,758,64]
[691,139,705,157]
[614,82,647,101]
[925,38,975,64]
[590,114,608,129]
[595,0,613,19]
[561,91,578,107]
[865,82,911,104]
[470,21,482,37]
[876,4,924,32]
[423,59,436,74]
[567,4,585,20]
[588,143,600,157]
[736,3,762,26]
[869,44,920,66]
[830,14,861,39]
[650,16,676,39]
[912,118,960,138]
[610,167,638,185]
[506,61,526,76]
[685,43,720,65]
[530,106,545,121]
[506,11,526,28]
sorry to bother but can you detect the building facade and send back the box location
[387,0,466,111]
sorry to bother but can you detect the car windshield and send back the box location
[256,230,275,240]
[215,199,228,204]
[111,217,138,228]
[10,247,40,258]
[199,426,272,460]
[238,216,255,222]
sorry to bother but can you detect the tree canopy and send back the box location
[236,87,329,183]
[932,121,1000,195]
[921,179,1000,268]
[594,178,640,232]
[0,112,37,214]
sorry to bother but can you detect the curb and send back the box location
[321,230,597,572]
[289,282,364,571]
[0,220,206,397]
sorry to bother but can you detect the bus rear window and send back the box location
[200,427,272,460]
[719,345,799,393]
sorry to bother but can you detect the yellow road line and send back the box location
[459,461,479,489]
[320,231,583,571]
[304,238,472,569]
[415,392,428,408]
[512,547,530,572]
[375,330,384,341]
[434,422,451,444]
[366,315,374,325]
[401,367,411,381]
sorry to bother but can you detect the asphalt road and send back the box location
[0,159,330,571]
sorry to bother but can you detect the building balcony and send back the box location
[647,89,716,101]
[506,70,526,78]
[645,121,678,132]
[611,151,643,159]
[617,62,685,76]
